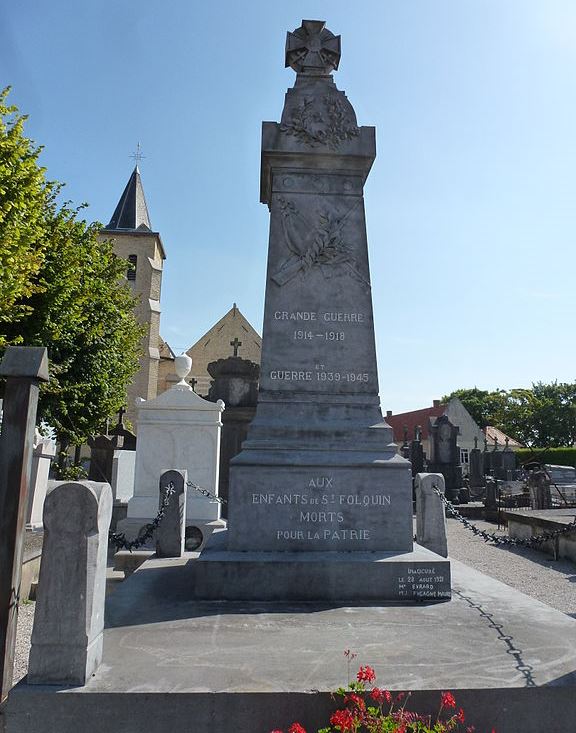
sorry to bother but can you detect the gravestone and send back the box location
[108,407,136,451]
[117,354,225,549]
[155,469,187,558]
[191,20,450,603]
[28,480,112,685]
[88,433,123,483]
[108,408,137,521]
[26,429,57,529]
[468,436,485,497]
[207,356,259,513]
[501,438,516,477]
[427,414,462,502]
[415,473,448,558]
[409,426,425,478]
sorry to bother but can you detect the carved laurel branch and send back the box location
[272,198,369,288]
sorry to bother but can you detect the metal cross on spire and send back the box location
[285,20,341,76]
[130,142,146,164]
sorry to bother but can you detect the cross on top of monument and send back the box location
[230,337,242,357]
[285,20,341,76]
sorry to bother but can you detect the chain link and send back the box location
[433,486,576,548]
[185,479,227,504]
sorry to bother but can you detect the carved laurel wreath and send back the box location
[280,95,359,150]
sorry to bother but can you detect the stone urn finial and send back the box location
[174,353,193,390]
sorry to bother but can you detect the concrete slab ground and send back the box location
[3,555,576,733]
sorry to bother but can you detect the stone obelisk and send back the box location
[227,20,413,553]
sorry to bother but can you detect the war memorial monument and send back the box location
[188,19,451,601]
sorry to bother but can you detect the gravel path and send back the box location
[11,518,576,685]
[445,516,576,617]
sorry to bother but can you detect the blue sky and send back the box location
[2,1,575,412]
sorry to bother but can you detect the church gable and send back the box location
[187,304,261,395]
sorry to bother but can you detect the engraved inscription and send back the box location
[250,475,392,545]
[397,569,449,599]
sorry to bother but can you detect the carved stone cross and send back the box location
[230,338,242,357]
[285,20,341,76]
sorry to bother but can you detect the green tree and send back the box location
[444,382,576,448]
[0,91,144,460]
[0,87,52,341]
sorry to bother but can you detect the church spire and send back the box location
[106,166,152,231]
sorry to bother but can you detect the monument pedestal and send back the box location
[190,530,450,602]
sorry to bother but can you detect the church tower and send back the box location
[100,166,166,429]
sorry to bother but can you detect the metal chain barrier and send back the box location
[108,478,226,552]
[109,483,176,552]
[433,486,576,548]
[185,479,227,504]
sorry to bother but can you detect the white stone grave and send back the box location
[26,429,57,530]
[111,449,135,504]
[117,354,225,547]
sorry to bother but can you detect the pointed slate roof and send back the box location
[107,166,152,231]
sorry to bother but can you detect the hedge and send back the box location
[515,447,576,468]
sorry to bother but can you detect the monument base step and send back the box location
[4,559,576,733]
[179,530,450,602]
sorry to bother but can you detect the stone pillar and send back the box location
[156,469,187,558]
[0,346,49,702]
[28,480,112,685]
[26,430,57,529]
[415,473,448,558]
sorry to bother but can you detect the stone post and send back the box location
[415,473,448,558]
[27,480,112,685]
[156,469,187,558]
[0,346,49,702]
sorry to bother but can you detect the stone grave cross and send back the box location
[230,338,242,357]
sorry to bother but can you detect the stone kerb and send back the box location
[415,473,448,558]
[156,469,187,558]
[28,481,112,685]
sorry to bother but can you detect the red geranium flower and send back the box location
[270,730,283,733]
[357,665,376,683]
[370,687,392,705]
[457,708,465,723]
[441,691,456,709]
[288,724,306,733]
[330,708,355,732]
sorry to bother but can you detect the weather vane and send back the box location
[130,142,146,164]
